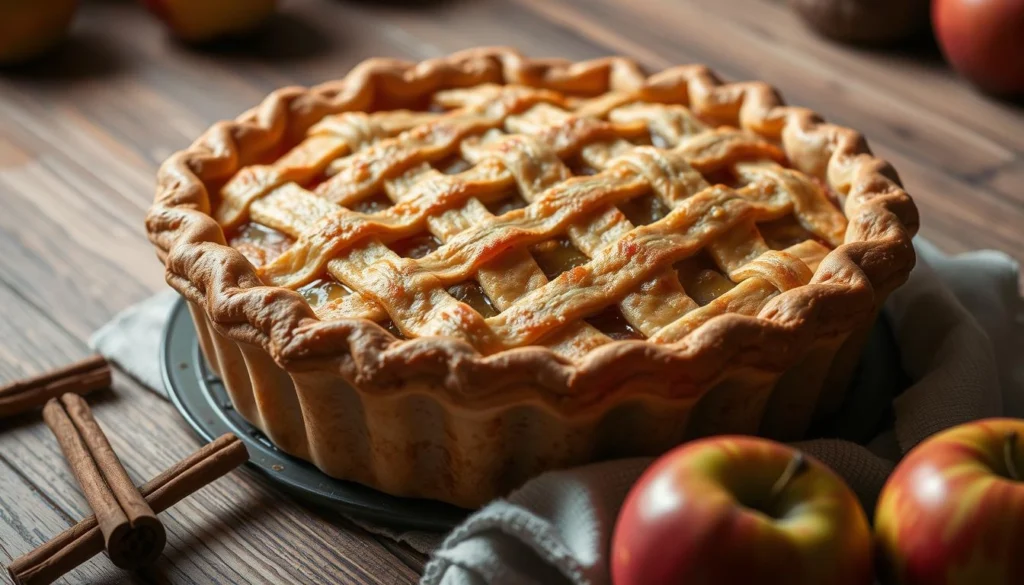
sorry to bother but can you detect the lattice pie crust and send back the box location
[147,48,917,507]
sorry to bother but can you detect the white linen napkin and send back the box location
[91,240,1024,584]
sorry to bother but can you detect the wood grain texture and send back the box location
[0,456,119,585]
[0,290,421,584]
[0,0,1021,583]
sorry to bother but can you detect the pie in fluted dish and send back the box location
[147,47,918,507]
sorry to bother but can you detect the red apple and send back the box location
[0,0,77,65]
[611,436,873,585]
[932,0,1024,95]
[875,418,1024,585]
[141,0,277,43]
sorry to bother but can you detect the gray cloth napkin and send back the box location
[91,240,1024,585]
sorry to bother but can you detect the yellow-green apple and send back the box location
[611,436,873,585]
[933,0,1024,95]
[875,418,1024,584]
[0,0,77,65]
[141,0,277,43]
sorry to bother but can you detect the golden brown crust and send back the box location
[146,47,917,408]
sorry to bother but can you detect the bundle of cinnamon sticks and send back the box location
[1,356,250,585]
[43,393,168,570]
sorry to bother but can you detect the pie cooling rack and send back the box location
[161,297,469,530]
[162,296,906,529]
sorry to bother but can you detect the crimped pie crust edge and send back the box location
[146,47,919,405]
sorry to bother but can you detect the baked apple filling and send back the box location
[229,222,294,268]
[297,276,351,307]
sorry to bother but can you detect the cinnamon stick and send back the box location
[0,355,111,419]
[41,394,166,570]
[7,433,248,585]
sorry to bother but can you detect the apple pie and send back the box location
[147,48,918,507]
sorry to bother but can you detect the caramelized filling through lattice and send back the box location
[219,84,847,359]
[230,222,294,268]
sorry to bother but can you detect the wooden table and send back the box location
[1,0,1021,583]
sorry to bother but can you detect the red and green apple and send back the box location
[876,418,1024,584]
[611,436,873,585]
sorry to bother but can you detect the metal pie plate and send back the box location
[161,297,468,531]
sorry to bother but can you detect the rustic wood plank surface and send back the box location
[1,0,1021,583]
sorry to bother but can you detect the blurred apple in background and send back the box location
[142,0,277,43]
[789,0,931,45]
[933,0,1024,95]
[876,418,1024,585]
[611,436,873,585]
[0,0,77,65]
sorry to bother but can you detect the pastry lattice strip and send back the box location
[222,85,845,354]
[236,86,661,353]
[250,177,826,352]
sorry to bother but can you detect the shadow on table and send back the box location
[181,12,333,63]
[856,30,947,65]
[344,0,468,8]
[152,483,280,565]
[0,32,124,82]
[848,31,1023,108]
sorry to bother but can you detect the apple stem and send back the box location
[769,452,808,505]
[1005,431,1020,482]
